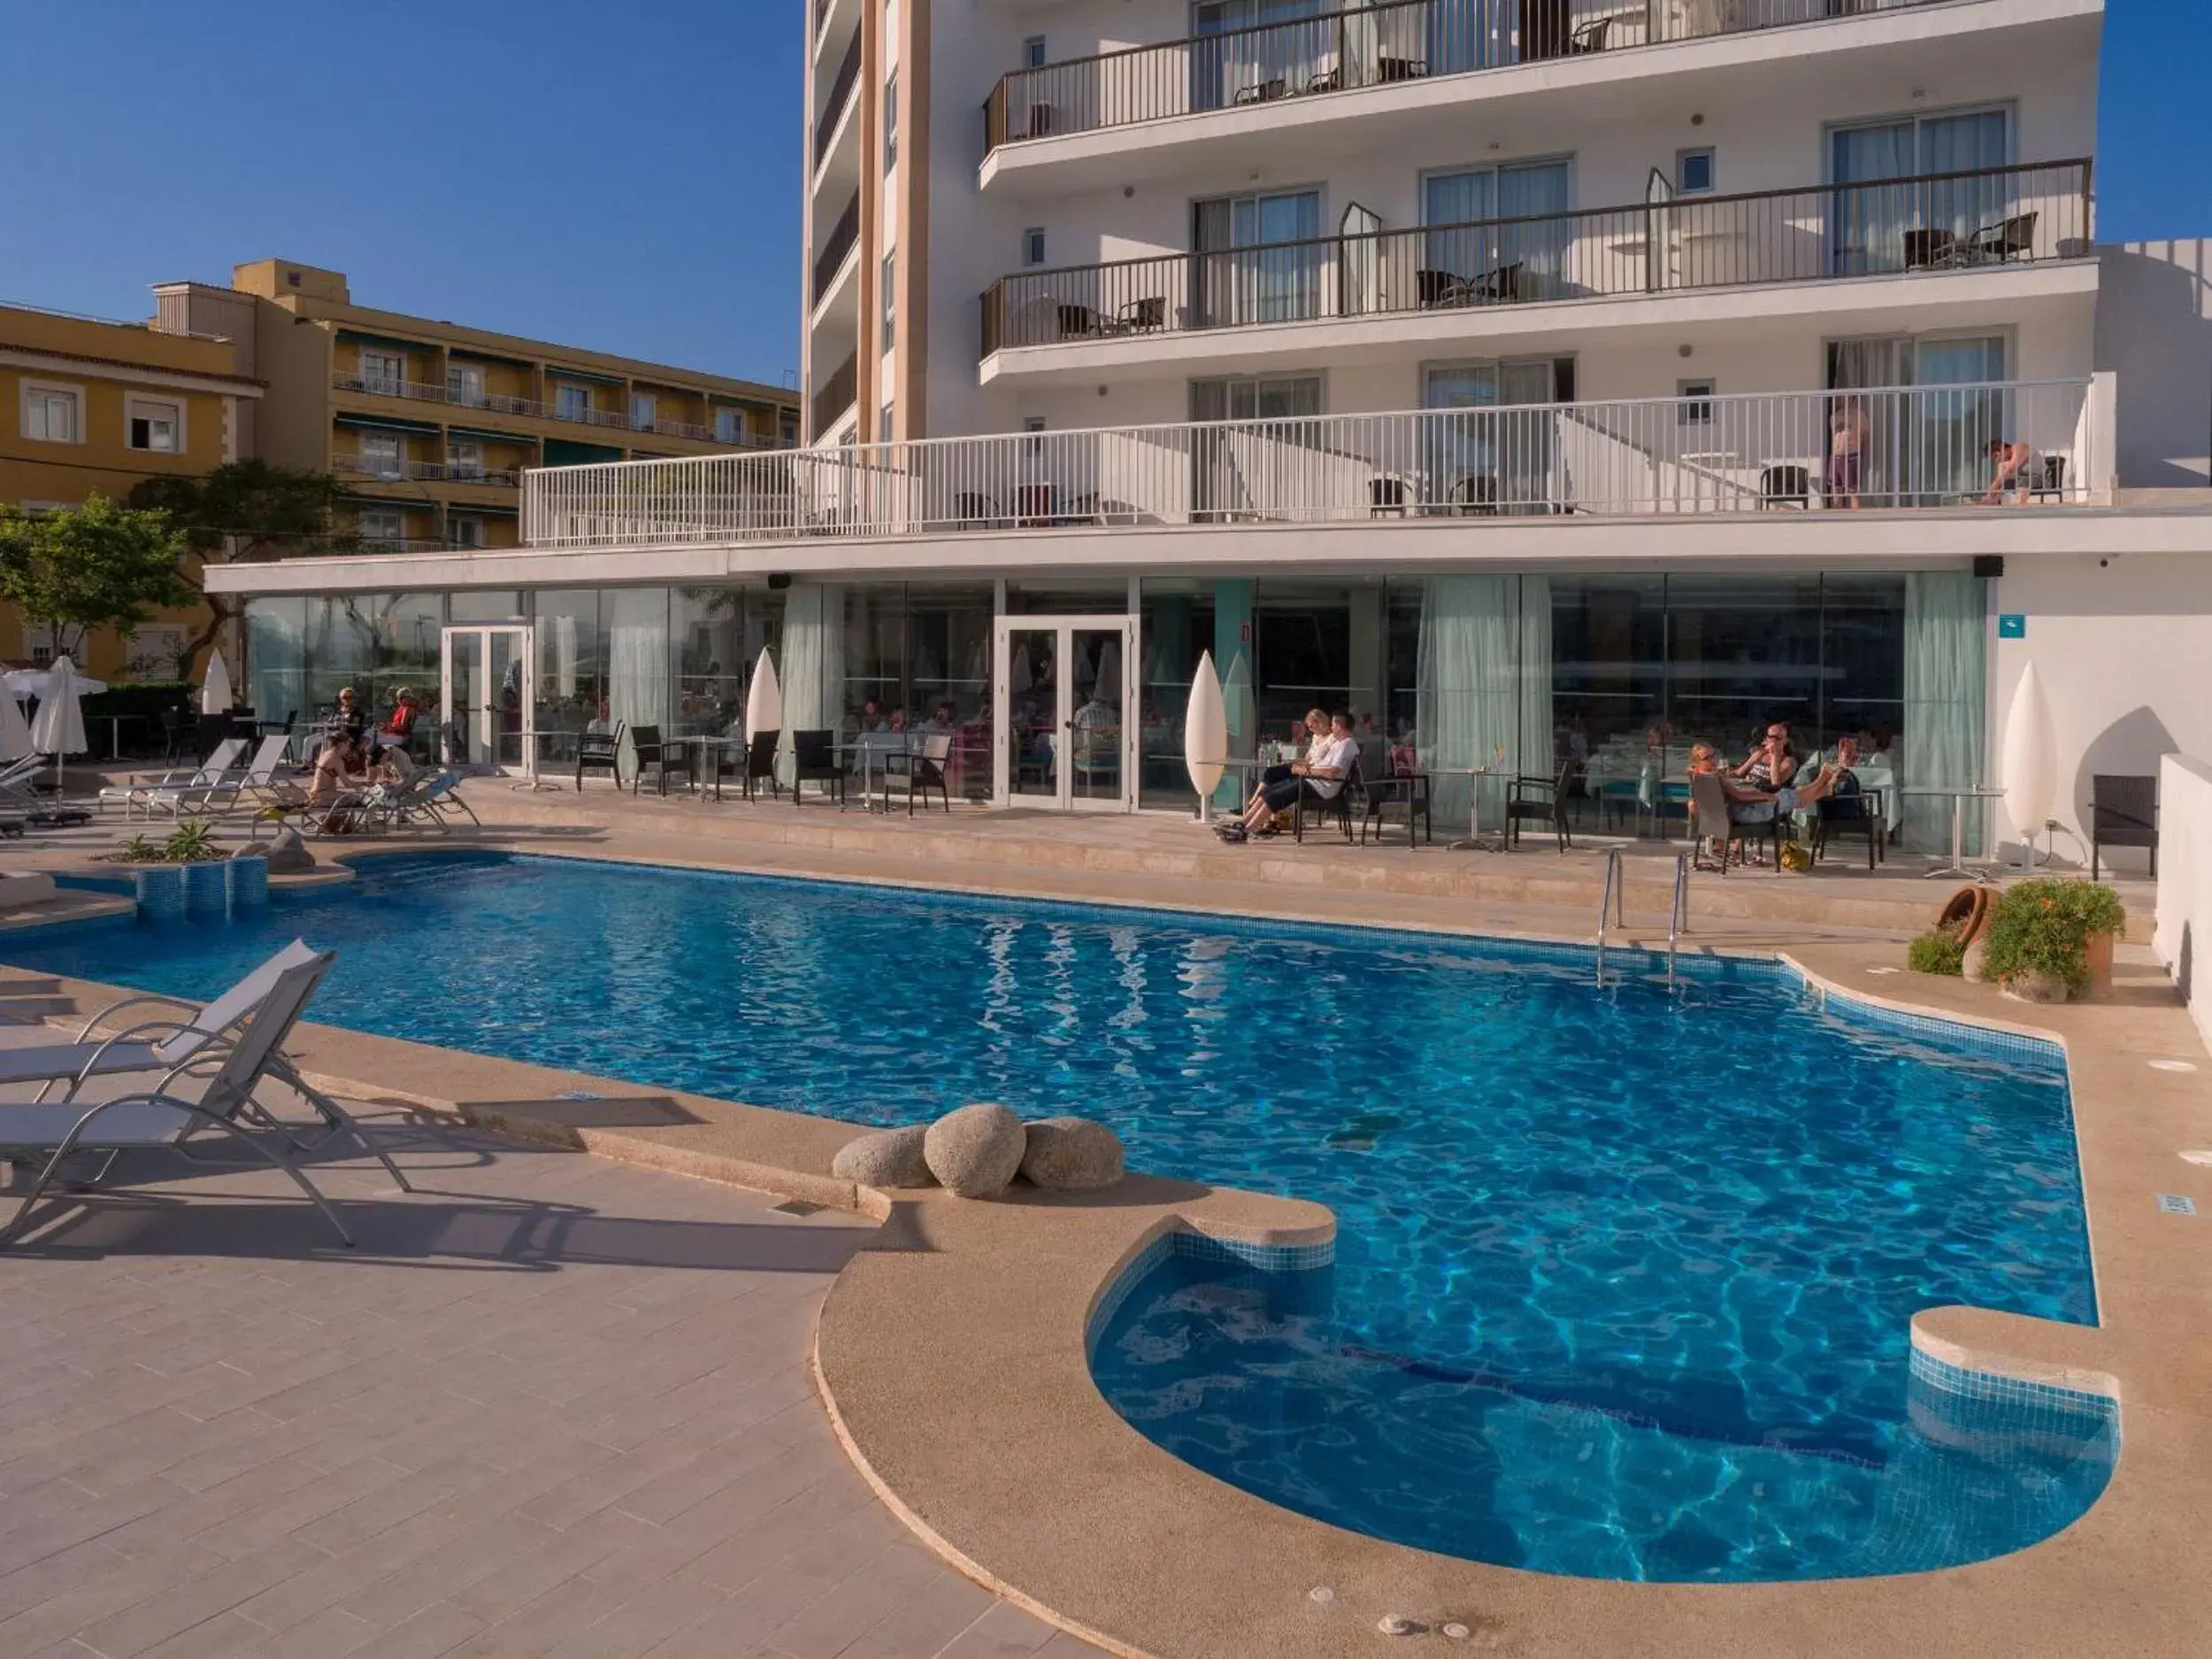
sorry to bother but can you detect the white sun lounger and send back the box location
[98,737,248,818]
[0,954,356,1247]
[0,940,411,1193]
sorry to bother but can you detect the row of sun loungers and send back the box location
[0,939,396,1248]
[92,734,479,836]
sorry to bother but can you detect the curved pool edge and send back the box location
[4,873,2208,1655]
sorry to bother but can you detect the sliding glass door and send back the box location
[1194,188,1323,327]
[1423,161,1571,301]
[1830,109,2009,275]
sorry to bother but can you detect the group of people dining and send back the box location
[1688,721,1874,861]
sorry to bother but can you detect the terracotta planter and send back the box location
[2084,928,2116,1001]
[2001,967,2070,1005]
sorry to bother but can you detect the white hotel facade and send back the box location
[218,0,2212,853]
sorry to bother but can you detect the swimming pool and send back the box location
[3,850,2112,1581]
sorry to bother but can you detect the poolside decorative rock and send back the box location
[831,1125,935,1188]
[258,828,315,874]
[924,1102,1028,1198]
[1018,1116,1125,1191]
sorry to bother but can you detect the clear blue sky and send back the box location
[0,0,2201,386]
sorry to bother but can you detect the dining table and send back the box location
[1901,785,2008,879]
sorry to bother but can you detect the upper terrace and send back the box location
[517,379,2104,552]
[977,0,2102,194]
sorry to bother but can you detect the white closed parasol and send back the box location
[0,681,34,763]
[1184,651,1227,807]
[744,646,783,739]
[2001,660,2057,864]
[199,649,234,715]
[28,656,89,796]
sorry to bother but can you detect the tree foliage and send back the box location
[0,495,190,663]
[128,461,360,663]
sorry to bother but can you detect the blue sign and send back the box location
[1998,613,2027,639]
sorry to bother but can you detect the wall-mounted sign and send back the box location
[1998,613,2027,639]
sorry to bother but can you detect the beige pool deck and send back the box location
[0,796,2205,1657]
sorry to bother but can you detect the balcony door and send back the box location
[1193,188,1321,328]
[1189,374,1324,522]
[1191,0,1325,111]
[1829,109,2009,276]
[441,625,536,775]
[1423,161,1571,302]
[1829,334,2008,504]
[1422,361,1558,514]
[993,615,1137,811]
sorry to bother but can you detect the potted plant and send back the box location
[1978,879,2127,1003]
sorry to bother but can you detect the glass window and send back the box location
[1678,148,1716,195]
[359,349,404,393]
[555,384,591,422]
[1678,380,1715,424]
[883,73,898,173]
[1023,227,1047,267]
[881,252,896,350]
[359,430,403,477]
[531,590,608,767]
[22,387,80,442]
[448,362,487,404]
[1023,35,1046,68]
[1663,573,1826,760]
[243,596,308,728]
[449,438,484,480]
[631,392,657,431]
[357,506,405,545]
[714,407,743,443]
[1140,580,1217,810]
[447,591,522,623]
[127,400,180,452]
[672,587,749,738]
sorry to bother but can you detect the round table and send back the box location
[1442,766,1507,851]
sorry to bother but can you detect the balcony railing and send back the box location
[815,31,863,165]
[811,352,859,440]
[814,192,862,307]
[524,379,2097,549]
[985,0,1947,154]
[982,159,2091,356]
[331,371,791,449]
[335,455,524,488]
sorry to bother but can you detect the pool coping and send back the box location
[3,843,2208,1657]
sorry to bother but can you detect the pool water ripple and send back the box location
[3,851,2113,1581]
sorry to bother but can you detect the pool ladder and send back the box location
[1594,851,1692,987]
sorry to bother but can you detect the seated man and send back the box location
[1983,437,2047,505]
[1240,712,1357,835]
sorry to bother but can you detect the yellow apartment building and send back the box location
[156,260,799,556]
[0,302,262,680]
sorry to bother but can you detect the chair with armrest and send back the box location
[1506,757,1578,852]
[2090,773,2157,880]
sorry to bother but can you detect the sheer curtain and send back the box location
[1497,161,1571,299]
[1518,574,1555,772]
[607,588,669,752]
[1830,120,1916,275]
[779,581,847,782]
[1417,575,1524,826]
[1901,572,1986,854]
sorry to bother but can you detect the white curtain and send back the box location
[554,615,579,699]
[1417,575,1524,825]
[608,588,669,751]
[779,581,846,782]
[1901,572,1987,854]
[1518,574,1555,775]
[245,606,303,725]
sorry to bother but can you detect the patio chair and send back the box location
[1689,771,1779,873]
[1505,757,1578,852]
[1095,296,1166,335]
[1232,75,1286,105]
[2089,773,2157,880]
[1962,211,2038,265]
[628,726,695,795]
[98,736,247,818]
[1447,475,1500,516]
[365,771,480,832]
[953,492,1000,527]
[575,724,625,790]
[741,730,781,801]
[1812,788,1883,870]
[1358,741,1431,849]
[879,733,953,815]
[0,955,360,1248]
[1293,751,1363,844]
[1370,476,1409,517]
[0,754,88,827]
[790,729,846,806]
[1904,228,1961,270]
[1759,465,1812,509]
[1568,17,1611,53]
[2031,455,2069,503]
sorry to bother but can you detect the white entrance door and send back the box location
[992,614,1137,810]
[440,625,536,775]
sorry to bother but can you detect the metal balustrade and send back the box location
[334,456,524,488]
[986,0,1950,154]
[815,32,863,165]
[981,159,2092,356]
[333,372,787,449]
[524,379,2096,549]
[814,193,863,306]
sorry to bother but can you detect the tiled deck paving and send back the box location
[0,1076,1096,1659]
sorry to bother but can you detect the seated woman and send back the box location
[1239,713,1357,836]
[1246,710,1327,810]
[306,732,367,833]
[1731,724,1798,792]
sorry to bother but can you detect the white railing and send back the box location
[335,456,523,487]
[522,380,2097,549]
[334,371,793,449]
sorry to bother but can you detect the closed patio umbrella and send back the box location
[28,656,89,796]
[744,646,783,739]
[0,681,33,763]
[199,649,234,715]
[1185,651,1227,810]
[2001,660,2057,866]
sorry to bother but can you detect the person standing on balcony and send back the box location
[1828,396,1870,510]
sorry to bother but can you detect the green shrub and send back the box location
[1978,879,2126,996]
[160,820,219,864]
[1908,930,1965,976]
[117,834,161,863]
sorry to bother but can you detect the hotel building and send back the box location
[213,0,2212,857]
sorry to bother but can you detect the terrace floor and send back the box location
[0,1048,1094,1659]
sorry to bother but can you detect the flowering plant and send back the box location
[1978,879,2126,996]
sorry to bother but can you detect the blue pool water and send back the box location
[3,851,2113,1580]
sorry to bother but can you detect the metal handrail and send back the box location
[1668,852,1690,987]
[981,157,2093,356]
[985,0,1953,155]
[1596,847,1624,980]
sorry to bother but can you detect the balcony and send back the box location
[524,379,2099,550]
[984,0,1953,157]
[814,192,863,309]
[814,31,863,172]
[811,351,859,440]
[331,372,787,449]
[335,454,525,488]
[980,160,2092,361]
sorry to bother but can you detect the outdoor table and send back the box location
[1901,785,2008,879]
[683,733,747,801]
[1441,766,1507,850]
[838,739,915,812]
[1174,756,1265,822]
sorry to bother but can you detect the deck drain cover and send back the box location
[2155,1193,2198,1217]
[556,1090,603,1101]
[2148,1059,2199,1073]
[2181,1150,2212,1167]
[772,1199,826,1217]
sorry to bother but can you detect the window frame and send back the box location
[447,360,488,405]
[1023,227,1047,267]
[125,394,185,454]
[19,380,84,445]
[358,349,406,394]
[883,72,899,173]
[1676,148,1717,196]
[554,383,593,422]
[1676,378,1717,424]
[631,390,659,432]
